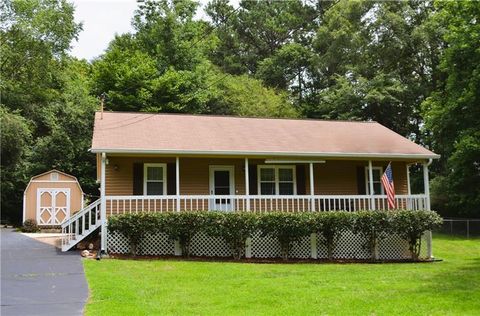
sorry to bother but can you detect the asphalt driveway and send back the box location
[1,229,88,316]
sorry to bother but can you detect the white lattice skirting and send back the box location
[108,231,430,260]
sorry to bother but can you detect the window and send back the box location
[258,166,296,195]
[144,163,166,195]
[365,167,384,195]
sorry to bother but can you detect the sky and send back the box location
[70,0,239,61]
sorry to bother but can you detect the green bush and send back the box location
[161,212,207,258]
[21,219,39,233]
[392,210,443,260]
[312,211,353,260]
[205,212,258,260]
[258,212,312,260]
[105,209,442,262]
[108,213,159,256]
[352,211,393,261]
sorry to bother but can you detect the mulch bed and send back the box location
[98,253,440,264]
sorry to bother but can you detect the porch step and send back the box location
[61,199,102,252]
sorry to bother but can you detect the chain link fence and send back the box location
[435,218,480,238]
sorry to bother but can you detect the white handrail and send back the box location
[104,194,428,215]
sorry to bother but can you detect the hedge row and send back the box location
[108,210,442,261]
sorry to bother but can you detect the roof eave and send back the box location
[89,148,440,160]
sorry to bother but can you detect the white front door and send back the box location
[209,166,235,211]
[37,188,71,225]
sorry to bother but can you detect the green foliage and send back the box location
[21,219,39,233]
[161,212,207,258]
[205,212,258,260]
[392,210,443,260]
[258,212,312,260]
[0,107,32,224]
[312,211,353,260]
[108,213,159,255]
[352,211,393,261]
[421,1,480,218]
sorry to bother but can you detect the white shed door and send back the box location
[37,188,70,225]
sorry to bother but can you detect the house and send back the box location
[61,111,439,257]
[23,169,84,226]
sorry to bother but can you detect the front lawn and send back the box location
[83,234,480,315]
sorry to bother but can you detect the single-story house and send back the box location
[61,111,439,257]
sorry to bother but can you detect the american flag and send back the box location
[381,163,396,209]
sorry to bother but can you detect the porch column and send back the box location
[176,157,180,211]
[406,164,412,195]
[423,160,433,259]
[423,161,431,211]
[368,160,375,210]
[100,152,107,254]
[245,158,250,211]
[309,163,315,211]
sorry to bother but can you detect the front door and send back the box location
[209,166,235,211]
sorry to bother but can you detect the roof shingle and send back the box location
[91,112,438,159]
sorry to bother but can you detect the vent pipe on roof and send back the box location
[99,92,106,119]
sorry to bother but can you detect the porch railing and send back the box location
[104,194,428,215]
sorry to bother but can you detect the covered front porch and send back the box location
[98,154,432,214]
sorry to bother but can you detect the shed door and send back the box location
[37,188,70,225]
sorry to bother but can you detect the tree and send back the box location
[308,1,442,139]
[0,107,32,224]
[422,1,480,217]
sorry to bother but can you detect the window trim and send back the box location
[364,166,384,195]
[143,163,167,195]
[257,165,297,196]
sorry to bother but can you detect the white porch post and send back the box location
[309,162,317,258]
[423,160,433,259]
[100,152,107,253]
[309,163,315,211]
[245,158,250,211]
[406,164,412,195]
[176,157,180,212]
[368,160,375,210]
[406,164,412,210]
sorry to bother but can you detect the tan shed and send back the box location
[23,170,84,226]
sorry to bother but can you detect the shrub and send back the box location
[392,210,443,260]
[161,212,207,258]
[21,219,39,233]
[312,211,353,260]
[258,212,312,260]
[108,213,158,256]
[352,210,393,261]
[205,212,258,260]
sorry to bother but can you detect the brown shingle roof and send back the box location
[91,112,438,159]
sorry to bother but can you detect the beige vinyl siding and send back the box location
[24,171,84,224]
[104,157,409,196]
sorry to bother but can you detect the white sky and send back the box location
[70,0,239,61]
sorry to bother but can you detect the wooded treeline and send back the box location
[1,0,479,223]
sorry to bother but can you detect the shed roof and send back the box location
[91,112,438,159]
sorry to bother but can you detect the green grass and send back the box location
[83,235,480,315]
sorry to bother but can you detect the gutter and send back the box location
[88,148,440,160]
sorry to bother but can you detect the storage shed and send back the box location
[23,170,84,226]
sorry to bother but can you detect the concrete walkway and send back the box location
[1,229,88,316]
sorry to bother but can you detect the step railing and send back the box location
[61,199,102,251]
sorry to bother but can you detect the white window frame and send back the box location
[365,166,384,195]
[143,163,167,195]
[257,165,297,196]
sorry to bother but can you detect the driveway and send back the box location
[1,229,88,316]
